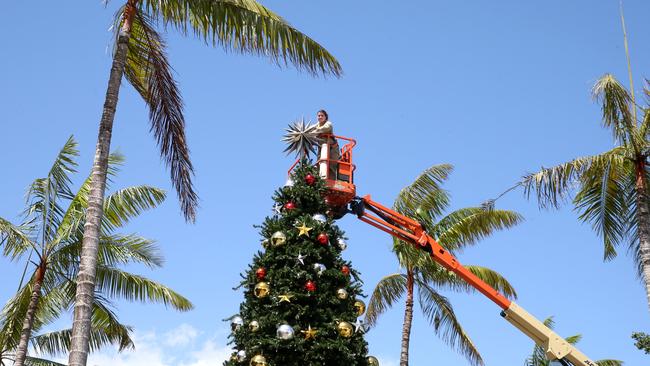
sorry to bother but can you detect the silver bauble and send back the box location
[276,324,295,340]
[313,263,326,276]
[231,315,244,331]
[271,231,287,246]
[237,350,247,362]
[284,177,295,187]
[312,213,327,223]
[337,238,348,251]
[336,288,348,300]
[249,320,260,332]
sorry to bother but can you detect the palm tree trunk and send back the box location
[13,263,46,366]
[68,2,136,366]
[634,160,650,314]
[400,270,415,366]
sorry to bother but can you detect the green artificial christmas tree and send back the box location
[224,161,377,366]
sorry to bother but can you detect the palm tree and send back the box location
[365,164,522,366]
[520,75,650,312]
[73,2,342,365]
[525,317,622,366]
[0,136,192,366]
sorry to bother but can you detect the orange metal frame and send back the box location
[288,135,357,209]
[356,195,512,310]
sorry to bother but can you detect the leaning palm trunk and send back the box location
[400,270,415,366]
[13,264,46,366]
[68,3,136,366]
[634,161,650,314]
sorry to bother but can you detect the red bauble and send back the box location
[341,266,350,276]
[305,174,316,185]
[284,201,296,210]
[305,280,316,292]
[317,233,329,245]
[255,267,267,280]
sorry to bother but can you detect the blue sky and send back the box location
[2,1,650,365]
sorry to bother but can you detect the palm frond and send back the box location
[23,356,66,366]
[25,136,79,242]
[102,185,166,232]
[394,164,453,221]
[119,8,197,222]
[521,147,627,209]
[592,74,638,147]
[31,321,133,357]
[140,0,342,77]
[595,360,623,366]
[52,234,163,271]
[56,152,128,239]
[565,334,582,345]
[0,217,33,260]
[95,266,193,311]
[416,279,483,366]
[574,153,634,261]
[364,273,406,327]
[434,208,523,252]
[639,94,650,137]
[463,265,517,299]
[98,234,163,268]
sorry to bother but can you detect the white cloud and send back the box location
[85,326,231,366]
[164,323,200,347]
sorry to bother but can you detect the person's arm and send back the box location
[313,121,333,135]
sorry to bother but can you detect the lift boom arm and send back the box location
[349,195,597,366]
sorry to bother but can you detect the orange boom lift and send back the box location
[289,135,597,366]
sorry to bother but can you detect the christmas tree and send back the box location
[224,161,378,366]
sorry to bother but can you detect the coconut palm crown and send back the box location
[365,164,522,366]
[0,136,192,366]
[520,75,650,313]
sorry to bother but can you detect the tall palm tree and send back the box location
[520,75,650,312]
[0,137,192,366]
[524,317,622,366]
[365,164,522,366]
[73,3,342,365]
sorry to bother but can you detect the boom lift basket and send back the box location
[288,134,356,218]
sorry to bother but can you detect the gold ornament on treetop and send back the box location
[271,231,287,246]
[354,300,366,316]
[337,321,354,338]
[250,354,267,366]
[254,282,270,298]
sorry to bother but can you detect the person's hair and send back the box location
[317,109,329,120]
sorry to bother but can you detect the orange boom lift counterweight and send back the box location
[289,135,597,366]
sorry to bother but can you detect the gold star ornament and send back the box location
[301,325,318,340]
[278,294,294,303]
[296,223,313,237]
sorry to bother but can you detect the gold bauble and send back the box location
[337,321,354,338]
[336,288,348,300]
[254,282,270,298]
[367,356,380,366]
[271,231,287,246]
[250,354,267,366]
[249,320,260,332]
[354,300,366,316]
